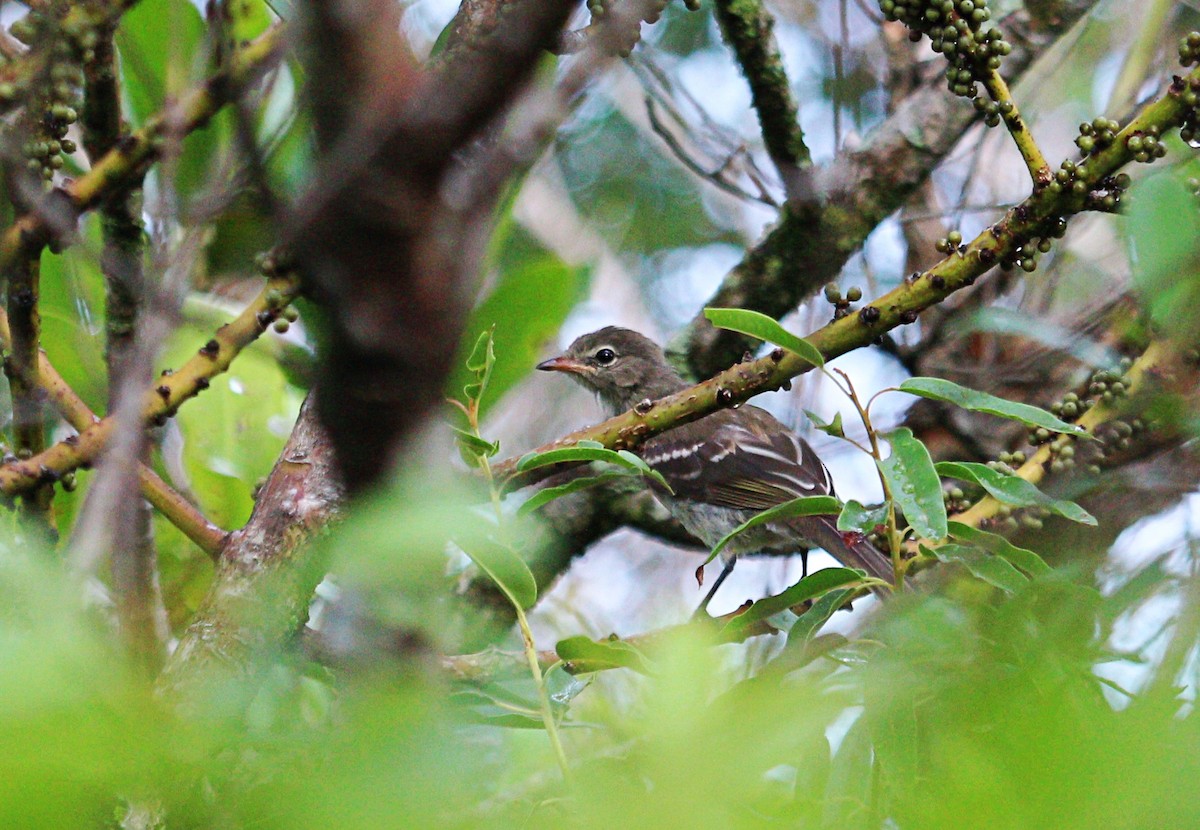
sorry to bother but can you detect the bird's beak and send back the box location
[536,355,590,375]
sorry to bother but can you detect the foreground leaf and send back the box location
[457,538,538,610]
[555,636,652,675]
[704,308,824,367]
[928,543,1028,593]
[805,409,845,438]
[878,428,947,540]
[898,377,1089,437]
[517,471,627,516]
[946,521,1051,576]
[838,500,888,535]
[936,462,1096,525]
[721,568,865,639]
[705,495,842,565]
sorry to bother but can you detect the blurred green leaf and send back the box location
[721,567,865,639]
[704,307,824,367]
[38,238,108,413]
[706,495,841,564]
[936,461,1096,525]
[1128,170,1200,342]
[556,635,652,675]
[451,226,589,418]
[897,377,1089,437]
[162,326,300,530]
[116,0,207,126]
[820,712,873,829]
[457,537,537,611]
[929,542,1029,593]
[555,106,740,254]
[946,520,1051,576]
[226,0,273,43]
[879,427,947,540]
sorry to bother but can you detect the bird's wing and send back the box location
[641,410,836,510]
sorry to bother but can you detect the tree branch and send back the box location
[159,394,342,700]
[499,57,1200,486]
[669,0,1100,377]
[712,0,810,193]
[0,274,299,493]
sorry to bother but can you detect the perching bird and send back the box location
[537,326,894,608]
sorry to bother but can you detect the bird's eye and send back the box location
[594,348,616,365]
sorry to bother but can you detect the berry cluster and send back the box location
[878,0,1012,106]
[934,229,963,254]
[1073,117,1119,156]
[256,249,301,334]
[1179,32,1200,67]
[823,283,862,320]
[6,10,93,187]
[997,212,1068,274]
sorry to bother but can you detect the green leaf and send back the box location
[878,428,947,541]
[703,308,824,367]
[897,377,1089,437]
[517,445,668,488]
[928,543,1028,593]
[837,500,888,535]
[517,445,639,471]
[457,537,537,610]
[946,521,1051,575]
[805,409,844,438]
[1128,171,1200,342]
[555,636,652,675]
[936,461,1096,526]
[705,495,842,565]
[517,471,627,517]
[163,323,301,531]
[787,588,853,650]
[116,0,207,127]
[451,428,499,461]
[462,327,497,407]
[226,0,273,43]
[721,568,865,639]
[449,226,589,418]
[460,711,549,730]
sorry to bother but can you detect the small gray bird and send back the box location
[538,326,894,607]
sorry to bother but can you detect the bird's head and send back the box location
[537,326,687,415]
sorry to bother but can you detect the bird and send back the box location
[537,326,895,610]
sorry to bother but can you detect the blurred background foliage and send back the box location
[0,0,1198,826]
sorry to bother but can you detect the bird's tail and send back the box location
[787,514,897,591]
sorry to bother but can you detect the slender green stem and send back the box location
[472,402,572,786]
[515,604,573,785]
[981,70,1050,185]
[834,369,903,590]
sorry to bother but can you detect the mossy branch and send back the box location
[5,251,56,538]
[712,0,809,186]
